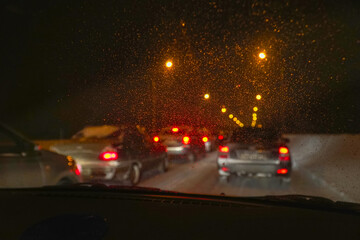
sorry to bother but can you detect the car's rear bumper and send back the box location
[217,157,291,177]
[166,145,190,156]
[80,161,131,181]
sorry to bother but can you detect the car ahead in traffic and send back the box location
[98,126,168,185]
[155,126,206,162]
[0,123,81,187]
[217,127,291,183]
[50,125,168,185]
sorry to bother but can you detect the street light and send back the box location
[259,52,266,59]
[204,93,210,100]
[221,107,227,113]
[233,117,237,122]
[256,94,262,100]
[253,107,258,112]
[165,60,173,68]
[229,114,233,119]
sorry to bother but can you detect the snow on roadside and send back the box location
[285,134,360,203]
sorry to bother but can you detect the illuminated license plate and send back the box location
[236,151,268,160]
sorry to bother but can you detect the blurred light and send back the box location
[219,146,229,153]
[218,135,224,140]
[153,136,160,142]
[221,167,229,172]
[277,168,288,175]
[75,165,81,176]
[182,136,190,145]
[204,93,210,99]
[259,52,266,59]
[166,60,173,68]
[279,147,289,154]
[202,136,209,142]
[252,113,257,117]
[229,114,233,119]
[233,117,237,122]
[256,94,262,100]
[172,127,179,133]
[240,123,244,127]
[221,107,227,113]
[253,107,258,112]
[236,120,240,124]
[257,124,262,128]
[100,152,118,161]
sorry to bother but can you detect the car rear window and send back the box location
[231,128,281,143]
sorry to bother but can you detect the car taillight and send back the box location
[277,168,288,174]
[279,146,289,154]
[279,146,290,161]
[219,146,229,153]
[202,136,208,142]
[182,136,190,144]
[99,151,118,161]
[74,164,81,176]
[172,127,179,133]
[219,146,229,158]
[153,136,160,142]
[218,135,224,140]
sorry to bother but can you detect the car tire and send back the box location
[158,156,169,173]
[128,164,141,186]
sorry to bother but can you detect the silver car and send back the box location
[217,128,291,183]
[0,124,81,188]
[50,125,168,185]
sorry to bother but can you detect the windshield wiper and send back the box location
[39,184,360,213]
[243,194,360,213]
[43,182,174,194]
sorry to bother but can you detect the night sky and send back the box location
[1,0,359,139]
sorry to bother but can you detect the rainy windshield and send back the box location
[1,0,359,204]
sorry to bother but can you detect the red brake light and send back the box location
[218,135,224,140]
[153,136,160,142]
[172,127,179,133]
[100,151,118,161]
[279,147,289,154]
[221,167,229,172]
[182,136,190,145]
[277,168,288,175]
[75,166,81,176]
[219,146,229,153]
[202,136,208,142]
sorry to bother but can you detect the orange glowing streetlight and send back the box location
[259,52,266,59]
[165,60,173,68]
[256,94,262,100]
[204,93,210,100]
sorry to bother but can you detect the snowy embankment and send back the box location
[286,134,360,202]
